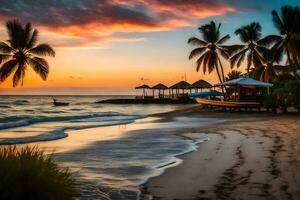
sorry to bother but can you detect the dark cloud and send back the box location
[0,0,264,47]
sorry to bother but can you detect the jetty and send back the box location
[96,80,212,104]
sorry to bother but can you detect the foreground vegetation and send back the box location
[0,146,77,200]
[188,5,300,113]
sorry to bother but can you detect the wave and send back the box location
[13,100,30,105]
[0,119,137,145]
[0,112,145,130]
[0,105,11,108]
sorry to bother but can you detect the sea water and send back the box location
[0,95,210,200]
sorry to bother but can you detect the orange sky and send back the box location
[0,0,294,94]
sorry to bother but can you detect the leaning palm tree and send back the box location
[228,22,267,74]
[188,21,230,94]
[259,5,300,64]
[0,20,55,87]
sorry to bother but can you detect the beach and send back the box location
[141,111,300,200]
[1,96,300,199]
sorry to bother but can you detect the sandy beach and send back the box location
[141,108,300,200]
[3,103,300,199]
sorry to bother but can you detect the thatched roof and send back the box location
[170,81,190,89]
[188,80,212,89]
[152,83,168,90]
[135,84,151,89]
[215,77,273,87]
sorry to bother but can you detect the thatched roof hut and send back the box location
[169,81,190,89]
[152,83,168,90]
[135,84,151,89]
[135,84,151,97]
[188,80,212,89]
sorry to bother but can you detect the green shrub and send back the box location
[264,79,300,113]
[0,146,77,200]
[263,93,277,113]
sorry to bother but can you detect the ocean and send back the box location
[0,95,209,200]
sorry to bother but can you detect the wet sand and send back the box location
[141,110,300,200]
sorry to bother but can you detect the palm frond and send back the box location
[0,54,12,65]
[24,23,33,49]
[189,47,206,60]
[187,37,207,46]
[29,44,55,57]
[6,20,24,49]
[208,52,217,74]
[203,52,211,74]
[226,45,245,55]
[196,52,208,72]
[235,27,248,43]
[13,65,25,87]
[0,60,18,82]
[230,48,248,68]
[257,35,282,46]
[0,42,14,53]
[246,53,253,71]
[28,57,49,80]
[261,65,277,82]
[27,29,38,49]
[217,34,230,44]
[217,46,230,59]
[252,50,263,67]
[272,10,285,34]
[236,52,246,68]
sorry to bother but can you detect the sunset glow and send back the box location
[0,0,297,94]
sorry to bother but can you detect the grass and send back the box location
[0,146,77,200]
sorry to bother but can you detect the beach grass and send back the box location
[0,146,77,200]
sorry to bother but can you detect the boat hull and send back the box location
[195,98,260,108]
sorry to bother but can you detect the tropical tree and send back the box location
[226,70,243,81]
[250,46,284,82]
[0,20,55,87]
[188,21,230,94]
[228,22,267,74]
[259,5,300,64]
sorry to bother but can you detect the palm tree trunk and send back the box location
[217,57,225,82]
[214,63,225,99]
[217,57,227,98]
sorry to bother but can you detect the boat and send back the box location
[53,99,69,106]
[189,77,273,109]
[195,98,260,108]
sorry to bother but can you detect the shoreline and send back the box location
[140,109,300,200]
[6,104,300,199]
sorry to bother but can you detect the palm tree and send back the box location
[228,22,267,74]
[188,21,230,94]
[0,20,55,87]
[250,46,284,82]
[226,70,243,81]
[259,5,300,64]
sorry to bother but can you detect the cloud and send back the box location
[0,0,238,47]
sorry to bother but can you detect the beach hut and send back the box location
[135,84,151,99]
[152,83,168,99]
[215,76,273,102]
[169,81,190,98]
[188,80,212,92]
[190,77,273,109]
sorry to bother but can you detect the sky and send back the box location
[0,0,298,95]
